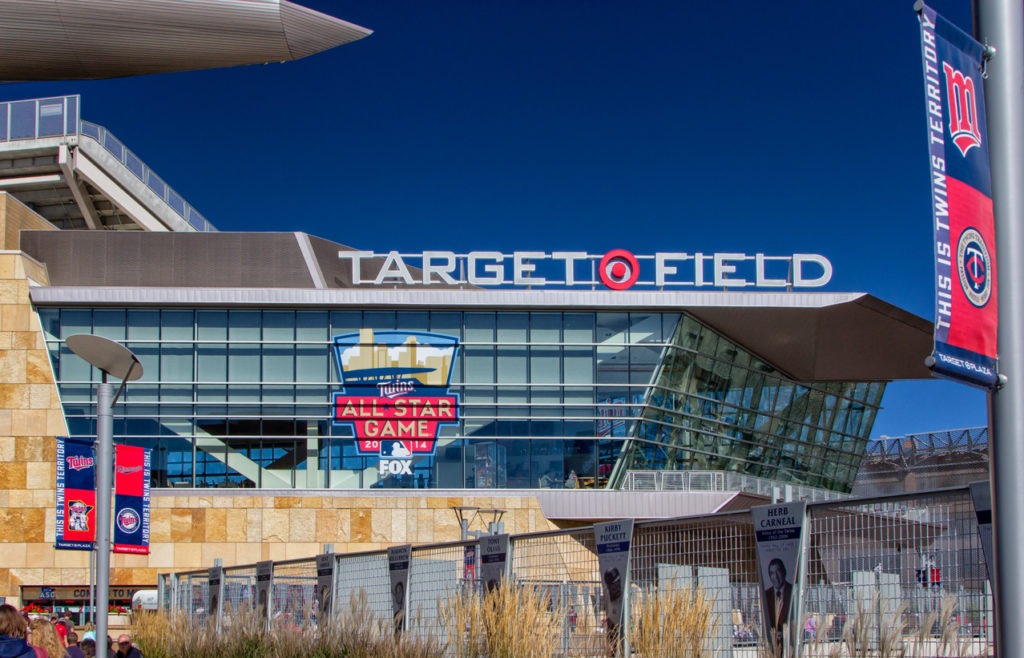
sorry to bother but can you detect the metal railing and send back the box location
[620,469,849,502]
[160,486,992,656]
[79,120,215,232]
[0,94,215,233]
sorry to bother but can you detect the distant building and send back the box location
[854,428,989,496]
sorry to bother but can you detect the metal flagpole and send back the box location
[89,548,95,626]
[974,1,1024,655]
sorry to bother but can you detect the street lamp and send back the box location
[451,506,479,541]
[65,334,142,647]
[449,506,507,540]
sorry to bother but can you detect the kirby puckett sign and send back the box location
[332,330,459,475]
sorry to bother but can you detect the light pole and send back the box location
[65,335,142,648]
[974,1,1024,655]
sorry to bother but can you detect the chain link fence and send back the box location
[160,486,992,656]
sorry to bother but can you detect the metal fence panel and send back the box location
[270,559,317,627]
[335,552,391,626]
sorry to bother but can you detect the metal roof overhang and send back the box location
[29,286,933,382]
[0,0,371,81]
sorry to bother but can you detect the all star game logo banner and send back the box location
[917,3,998,388]
[113,444,150,554]
[332,330,459,468]
[56,437,96,550]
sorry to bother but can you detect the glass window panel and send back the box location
[263,344,293,383]
[496,313,527,343]
[465,313,495,342]
[429,312,462,339]
[662,313,681,340]
[93,309,126,340]
[563,313,594,343]
[529,313,560,343]
[262,311,293,341]
[629,314,662,343]
[229,310,259,340]
[363,311,395,331]
[330,311,361,337]
[197,310,227,340]
[530,346,560,384]
[564,345,593,384]
[396,312,428,332]
[596,313,628,344]
[38,309,60,341]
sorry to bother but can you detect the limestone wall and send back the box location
[0,192,56,250]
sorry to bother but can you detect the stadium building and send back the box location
[0,94,935,611]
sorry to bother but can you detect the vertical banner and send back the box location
[113,445,150,554]
[207,566,223,627]
[479,534,510,592]
[256,560,273,628]
[917,3,998,387]
[463,543,477,580]
[388,544,411,634]
[752,502,807,658]
[315,553,335,622]
[55,437,97,550]
[594,520,634,651]
[969,480,995,584]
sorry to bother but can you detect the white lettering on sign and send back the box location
[338,250,834,290]
[379,460,413,476]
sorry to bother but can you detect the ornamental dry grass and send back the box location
[130,592,444,658]
[438,584,561,658]
[631,586,717,658]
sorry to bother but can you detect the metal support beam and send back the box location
[58,144,100,230]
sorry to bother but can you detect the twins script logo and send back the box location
[117,508,141,534]
[116,465,142,475]
[331,330,460,465]
[943,62,982,157]
[66,456,94,471]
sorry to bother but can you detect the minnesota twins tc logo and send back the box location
[957,228,992,307]
[943,62,982,157]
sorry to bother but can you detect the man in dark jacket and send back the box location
[113,635,142,658]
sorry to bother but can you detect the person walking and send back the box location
[0,604,38,658]
[27,619,67,658]
[64,633,84,658]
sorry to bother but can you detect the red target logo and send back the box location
[599,249,639,290]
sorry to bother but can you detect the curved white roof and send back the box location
[0,0,371,80]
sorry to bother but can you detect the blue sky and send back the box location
[2,0,987,438]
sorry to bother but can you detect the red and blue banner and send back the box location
[55,437,96,550]
[918,4,998,388]
[113,444,150,554]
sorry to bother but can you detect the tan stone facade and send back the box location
[0,198,558,603]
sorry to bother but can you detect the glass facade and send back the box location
[38,307,883,493]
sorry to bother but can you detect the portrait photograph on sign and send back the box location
[752,502,806,657]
